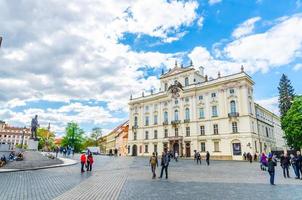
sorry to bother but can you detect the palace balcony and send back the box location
[163,121,169,126]
[184,119,190,123]
[132,125,138,129]
[228,112,239,118]
[171,120,181,125]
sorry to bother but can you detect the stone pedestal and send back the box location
[28,139,39,150]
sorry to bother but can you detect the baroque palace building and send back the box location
[0,120,31,149]
[127,63,286,160]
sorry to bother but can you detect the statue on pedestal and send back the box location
[31,115,39,141]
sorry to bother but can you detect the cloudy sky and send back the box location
[0,0,302,136]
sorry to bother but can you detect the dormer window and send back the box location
[185,77,189,86]
[164,83,168,91]
[230,88,235,94]
[211,92,216,98]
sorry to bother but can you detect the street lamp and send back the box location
[0,36,2,48]
[21,126,26,149]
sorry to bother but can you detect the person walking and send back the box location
[55,146,59,158]
[267,155,277,185]
[87,152,94,171]
[174,151,179,162]
[243,152,247,161]
[159,151,170,179]
[206,151,210,166]
[80,153,86,173]
[196,152,201,165]
[280,153,290,178]
[260,152,268,171]
[290,154,299,179]
[296,151,302,179]
[150,152,158,179]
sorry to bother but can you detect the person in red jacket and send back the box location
[87,152,94,171]
[80,153,86,173]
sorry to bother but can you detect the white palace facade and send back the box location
[128,63,286,160]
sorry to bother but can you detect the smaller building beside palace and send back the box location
[127,63,286,160]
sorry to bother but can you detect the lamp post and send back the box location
[0,36,2,48]
[21,127,26,149]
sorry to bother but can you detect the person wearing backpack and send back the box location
[149,152,158,179]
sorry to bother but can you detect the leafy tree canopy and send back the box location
[282,96,302,149]
[61,122,85,153]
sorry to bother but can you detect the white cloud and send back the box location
[208,0,222,5]
[232,17,261,39]
[0,0,201,132]
[255,97,279,115]
[0,102,122,135]
[188,14,302,77]
[225,14,302,73]
[293,63,302,71]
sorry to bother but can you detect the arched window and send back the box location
[185,77,189,86]
[174,110,179,120]
[230,100,236,113]
[134,116,138,126]
[164,111,168,122]
[185,108,190,120]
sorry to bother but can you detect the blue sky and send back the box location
[0,0,301,136]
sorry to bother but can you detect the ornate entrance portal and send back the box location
[168,136,183,156]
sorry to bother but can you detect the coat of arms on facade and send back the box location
[168,81,183,99]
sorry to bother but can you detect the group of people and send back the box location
[243,152,257,163]
[80,151,94,173]
[194,150,210,165]
[149,151,170,179]
[58,146,74,157]
[259,151,302,185]
[149,150,211,179]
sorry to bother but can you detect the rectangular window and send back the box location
[186,127,190,137]
[154,130,158,139]
[145,131,149,140]
[185,97,189,102]
[232,122,238,133]
[154,115,158,125]
[214,141,219,152]
[145,116,149,126]
[198,95,203,100]
[175,128,178,137]
[200,125,205,135]
[145,106,149,111]
[145,145,148,153]
[212,106,218,117]
[154,144,157,153]
[213,124,219,135]
[199,108,205,119]
[211,92,216,98]
[164,129,168,138]
[266,127,269,137]
[230,88,235,94]
[134,132,137,140]
[200,142,206,152]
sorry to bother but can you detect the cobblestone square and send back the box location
[1,156,302,200]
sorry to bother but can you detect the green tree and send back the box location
[278,74,295,118]
[282,96,302,149]
[61,122,85,153]
[91,127,102,146]
[37,128,55,151]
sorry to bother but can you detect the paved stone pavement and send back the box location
[0,156,302,200]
